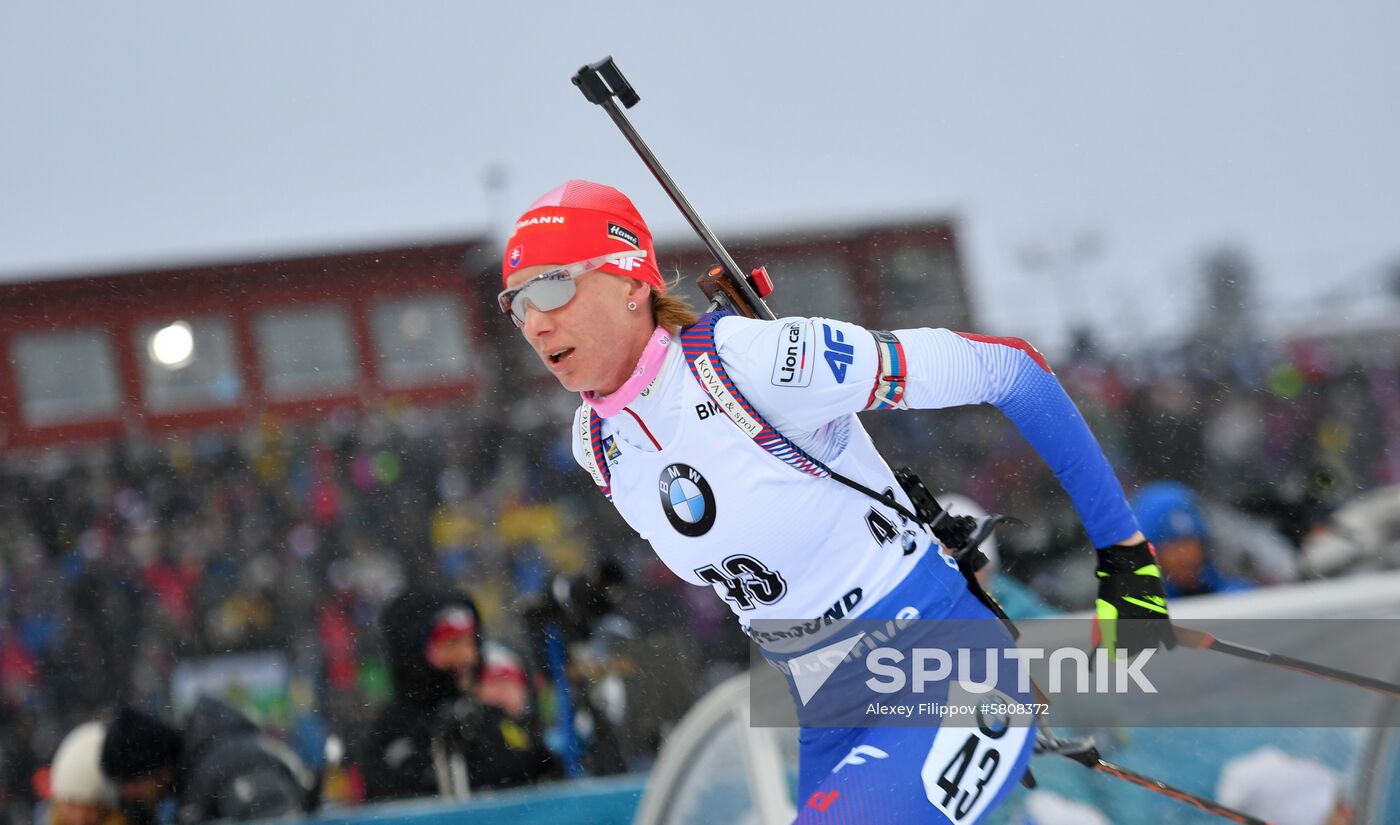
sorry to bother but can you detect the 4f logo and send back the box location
[823,324,855,383]
[610,255,643,272]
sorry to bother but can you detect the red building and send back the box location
[0,216,968,451]
[0,241,491,451]
[665,218,969,331]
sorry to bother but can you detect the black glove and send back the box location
[1092,541,1176,658]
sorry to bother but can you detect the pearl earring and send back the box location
[627,301,638,311]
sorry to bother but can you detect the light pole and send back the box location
[1018,229,1102,356]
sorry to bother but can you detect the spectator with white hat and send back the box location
[1016,790,1111,825]
[47,721,125,825]
[1216,747,1353,825]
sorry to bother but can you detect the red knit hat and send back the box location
[426,605,477,648]
[502,180,663,291]
[480,642,528,687]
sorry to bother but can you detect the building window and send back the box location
[255,305,358,400]
[762,252,856,321]
[136,316,242,412]
[11,327,122,425]
[370,294,471,387]
[881,244,967,329]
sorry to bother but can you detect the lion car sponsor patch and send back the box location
[771,320,815,388]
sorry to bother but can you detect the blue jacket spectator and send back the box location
[1131,481,1256,598]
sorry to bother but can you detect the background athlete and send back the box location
[498,180,1174,823]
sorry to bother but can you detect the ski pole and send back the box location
[543,622,584,778]
[1174,624,1400,699]
[572,56,777,322]
[1038,731,1273,825]
[1027,686,1272,824]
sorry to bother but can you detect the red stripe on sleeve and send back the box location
[955,332,1054,374]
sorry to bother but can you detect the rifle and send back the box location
[572,58,776,322]
[573,58,988,561]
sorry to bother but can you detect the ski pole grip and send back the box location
[572,56,640,108]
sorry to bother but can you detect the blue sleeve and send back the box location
[897,329,1141,548]
[714,314,1140,547]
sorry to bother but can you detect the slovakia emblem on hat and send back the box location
[508,246,523,268]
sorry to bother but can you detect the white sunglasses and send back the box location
[497,250,649,327]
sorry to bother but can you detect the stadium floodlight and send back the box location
[149,320,194,369]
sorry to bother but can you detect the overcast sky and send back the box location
[2,2,1396,352]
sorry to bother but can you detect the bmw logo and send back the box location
[658,463,716,537]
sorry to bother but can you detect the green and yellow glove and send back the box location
[1092,540,1176,658]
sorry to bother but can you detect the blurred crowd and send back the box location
[885,332,1400,607]
[3,328,1400,823]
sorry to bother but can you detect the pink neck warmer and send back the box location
[581,326,672,417]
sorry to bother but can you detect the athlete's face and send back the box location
[506,264,652,394]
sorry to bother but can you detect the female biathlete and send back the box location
[498,180,1174,823]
